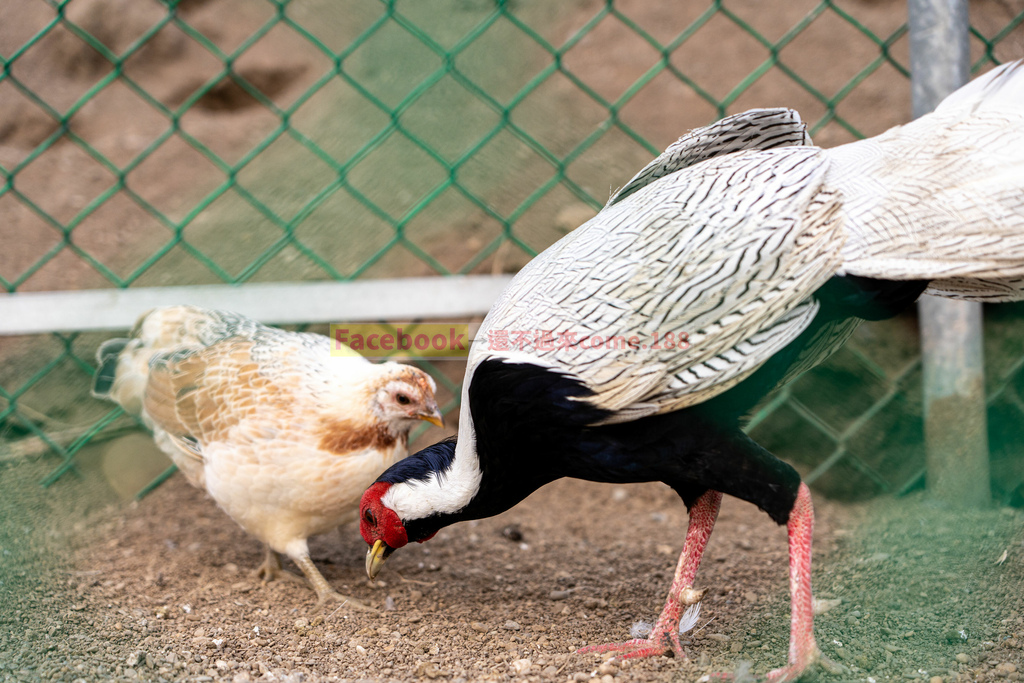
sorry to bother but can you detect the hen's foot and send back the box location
[291,554,379,613]
[253,547,305,585]
[314,587,377,613]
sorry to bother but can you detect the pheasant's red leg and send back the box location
[578,489,723,660]
[703,482,836,682]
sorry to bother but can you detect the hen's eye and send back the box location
[364,510,375,525]
[396,393,411,405]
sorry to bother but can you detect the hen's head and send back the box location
[371,364,443,433]
[360,437,459,579]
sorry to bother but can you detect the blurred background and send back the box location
[3,0,1024,509]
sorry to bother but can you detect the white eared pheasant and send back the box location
[360,60,1024,681]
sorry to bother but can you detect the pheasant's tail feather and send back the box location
[91,338,130,398]
[925,276,1024,302]
[936,60,1024,114]
[832,59,1024,301]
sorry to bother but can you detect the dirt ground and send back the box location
[6,1,1024,683]
[3,444,1024,683]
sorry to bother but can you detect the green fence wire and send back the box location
[2,0,1024,503]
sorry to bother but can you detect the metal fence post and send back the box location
[909,0,991,508]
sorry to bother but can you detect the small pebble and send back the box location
[956,653,970,664]
[511,658,532,675]
[503,620,521,631]
[470,622,488,633]
[813,598,842,615]
[706,634,730,642]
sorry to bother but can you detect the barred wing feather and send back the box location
[610,108,812,206]
[474,147,845,422]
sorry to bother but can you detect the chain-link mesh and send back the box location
[2,0,1024,502]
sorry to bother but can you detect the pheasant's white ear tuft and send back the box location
[678,601,702,635]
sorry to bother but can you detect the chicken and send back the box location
[92,305,442,608]
[359,60,1024,680]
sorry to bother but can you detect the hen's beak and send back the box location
[365,539,394,580]
[416,404,444,428]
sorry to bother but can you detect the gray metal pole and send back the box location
[909,0,991,508]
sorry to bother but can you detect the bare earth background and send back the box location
[4,1,1024,682]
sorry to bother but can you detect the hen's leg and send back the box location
[702,482,840,682]
[578,489,722,659]
[254,545,304,585]
[285,547,377,612]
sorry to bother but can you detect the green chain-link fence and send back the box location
[3,0,1024,502]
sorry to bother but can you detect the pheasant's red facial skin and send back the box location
[360,482,409,549]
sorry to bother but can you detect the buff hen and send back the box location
[92,305,442,608]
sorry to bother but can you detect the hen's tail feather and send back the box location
[91,338,131,398]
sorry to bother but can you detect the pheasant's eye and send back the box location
[364,510,376,526]
[396,393,411,405]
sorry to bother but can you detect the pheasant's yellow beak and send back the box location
[365,539,393,580]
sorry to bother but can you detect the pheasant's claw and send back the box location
[698,644,845,683]
[816,652,848,676]
[577,638,674,661]
[578,625,687,661]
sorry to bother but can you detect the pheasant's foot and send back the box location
[699,484,840,683]
[578,599,702,661]
[698,645,845,682]
[579,490,718,664]
[578,636,678,661]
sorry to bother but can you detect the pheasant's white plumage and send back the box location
[359,61,1024,683]
[831,60,1024,287]
[467,61,1024,424]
